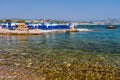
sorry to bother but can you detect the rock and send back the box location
[16,23,29,31]
[14,63,20,66]
[66,29,79,32]
[66,63,71,67]
[27,63,33,67]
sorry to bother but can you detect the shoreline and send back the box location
[0,28,93,35]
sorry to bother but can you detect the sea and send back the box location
[1,25,120,54]
[0,25,120,79]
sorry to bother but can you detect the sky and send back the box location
[0,0,120,20]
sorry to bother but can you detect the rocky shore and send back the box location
[0,28,92,35]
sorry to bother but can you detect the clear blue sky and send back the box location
[0,0,120,20]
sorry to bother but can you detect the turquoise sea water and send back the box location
[75,25,120,53]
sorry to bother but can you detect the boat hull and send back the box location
[106,26,116,29]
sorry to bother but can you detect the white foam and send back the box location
[77,29,93,31]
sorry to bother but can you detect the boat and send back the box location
[106,25,116,29]
[105,23,116,29]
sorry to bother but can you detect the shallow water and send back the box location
[0,25,120,79]
[1,25,120,54]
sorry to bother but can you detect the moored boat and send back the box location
[106,25,116,29]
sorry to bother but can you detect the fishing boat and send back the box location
[106,23,116,29]
[106,25,116,29]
